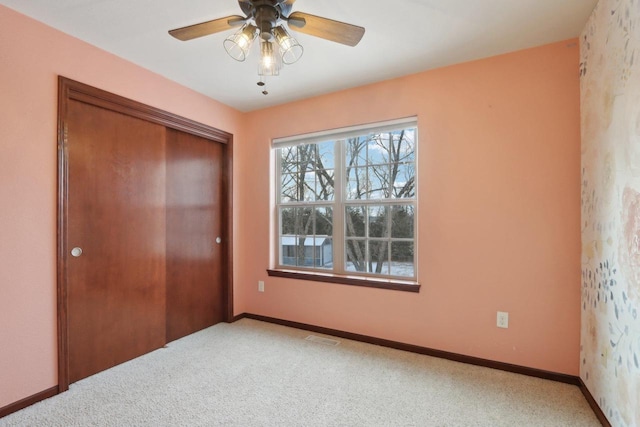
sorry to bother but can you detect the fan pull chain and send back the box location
[257,77,269,95]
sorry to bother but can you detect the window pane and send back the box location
[304,171,317,201]
[397,130,416,163]
[315,237,333,270]
[345,206,365,237]
[391,164,415,199]
[346,166,368,200]
[280,207,296,235]
[391,242,414,277]
[391,205,414,238]
[367,140,386,166]
[296,145,316,172]
[368,206,389,238]
[345,136,367,167]
[315,207,333,236]
[280,236,297,266]
[280,146,298,173]
[368,134,391,166]
[316,141,335,169]
[293,236,311,266]
[368,165,388,199]
[280,173,298,202]
[368,240,389,274]
[294,207,313,235]
[314,168,334,201]
[345,239,366,272]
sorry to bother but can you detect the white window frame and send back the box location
[272,117,418,283]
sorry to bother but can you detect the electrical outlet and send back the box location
[258,281,265,292]
[497,311,509,328]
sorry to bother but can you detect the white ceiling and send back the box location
[1,0,597,112]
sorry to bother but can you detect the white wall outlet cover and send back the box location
[497,311,509,328]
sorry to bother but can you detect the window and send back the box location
[273,118,417,286]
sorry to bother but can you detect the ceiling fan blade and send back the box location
[169,15,245,41]
[288,12,364,47]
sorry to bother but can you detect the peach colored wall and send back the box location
[238,39,582,374]
[0,6,244,408]
[0,2,582,409]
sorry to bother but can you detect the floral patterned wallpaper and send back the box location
[580,0,640,425]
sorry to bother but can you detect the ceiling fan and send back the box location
[169,0,365,89]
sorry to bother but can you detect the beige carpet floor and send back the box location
[0,319,600,426]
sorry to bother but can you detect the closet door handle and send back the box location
[215,237,222,244]
[71,247,83,257]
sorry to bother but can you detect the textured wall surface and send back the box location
[580,0,640,425]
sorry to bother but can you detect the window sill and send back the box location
[266,269,420,293]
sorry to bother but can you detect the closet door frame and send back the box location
[56,76,234,392]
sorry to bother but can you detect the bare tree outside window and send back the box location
[344,130,415,276]
[279,142,334,268]
[276,121,416,279]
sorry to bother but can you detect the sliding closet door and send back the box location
[166,129,225,342]
[66,100,167,383]
[58,76,234,390]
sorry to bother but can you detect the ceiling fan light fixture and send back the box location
[258,39,281,76]
[169,0,366,91]
[273,26,303,65]
[223,23,258,62]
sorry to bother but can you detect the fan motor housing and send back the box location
[255,5,280,40]
[241,0,294,40]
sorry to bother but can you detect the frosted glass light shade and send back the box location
[258,40,282,76]
[223,24,258,62]
[273,26,303,64]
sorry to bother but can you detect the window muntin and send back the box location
[275,119,417,281]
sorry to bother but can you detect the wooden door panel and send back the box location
[166,129,224,342]
[67,100,167,383]
[58,77,233,390]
